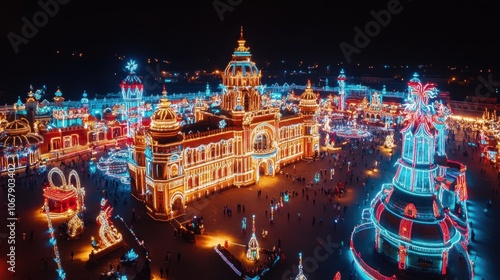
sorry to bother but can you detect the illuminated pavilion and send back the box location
[350,75,473,279]
[0,118,43,173]
[127,27,320,219]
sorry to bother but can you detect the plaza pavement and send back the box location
[1,126,499,280]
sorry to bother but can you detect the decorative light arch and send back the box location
[68,169,85,212]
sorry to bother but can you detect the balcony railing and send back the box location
[252,148,277,158]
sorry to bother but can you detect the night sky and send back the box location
[0,0,498,104]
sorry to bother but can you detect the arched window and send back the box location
[254,133,268,151]
[171,165,178,177]
[155,164,164,179]
[186,150,191,165]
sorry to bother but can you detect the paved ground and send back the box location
[1,126,499,280]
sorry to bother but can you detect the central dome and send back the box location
[222,27,261,88]
[300,80,317,101]
[151,106,177,122]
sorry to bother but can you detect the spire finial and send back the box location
[162,84,167,96]
[240,26,244,39]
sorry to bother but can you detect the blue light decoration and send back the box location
[219,119,227,129]
[242,217,247,232]
[96,148,130,184]
[120,59,144,138]
[122,249,139,262]
[125,60,138,74]
[314,172,320,183]
[349,73,473,279]
[43,203,66,280]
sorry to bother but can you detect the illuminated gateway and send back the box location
[127,28,320,219]
[350,75,473,279]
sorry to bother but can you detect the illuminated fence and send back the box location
[350,223,397,280]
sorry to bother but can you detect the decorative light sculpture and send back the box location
[384,132,395,149]
[337,69,347,111]
[96,147,130,184]
[95,198,122,248]
[349,74,472,279]
[67,213,84,239]
[246,214,259,261]
[43,168,85,218]
[294,252,307,280]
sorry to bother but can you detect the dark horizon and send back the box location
[1,0,498,104]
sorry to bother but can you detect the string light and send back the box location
[44,203,66,279]
[96,198,122,248]
[115,215,147,250]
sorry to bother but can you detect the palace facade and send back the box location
[127,30,320,219]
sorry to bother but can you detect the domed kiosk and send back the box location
[0,118,43,173]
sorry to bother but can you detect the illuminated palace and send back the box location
[350,76,473,279]
[127,29,320,219]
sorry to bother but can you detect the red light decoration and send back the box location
[439,219,450,243]
[403,203,417,218]
[376,203,385,222]
[433,200,440,217]
[441,250,448,275]
[399,218,413,240]
[398,245,407,269]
